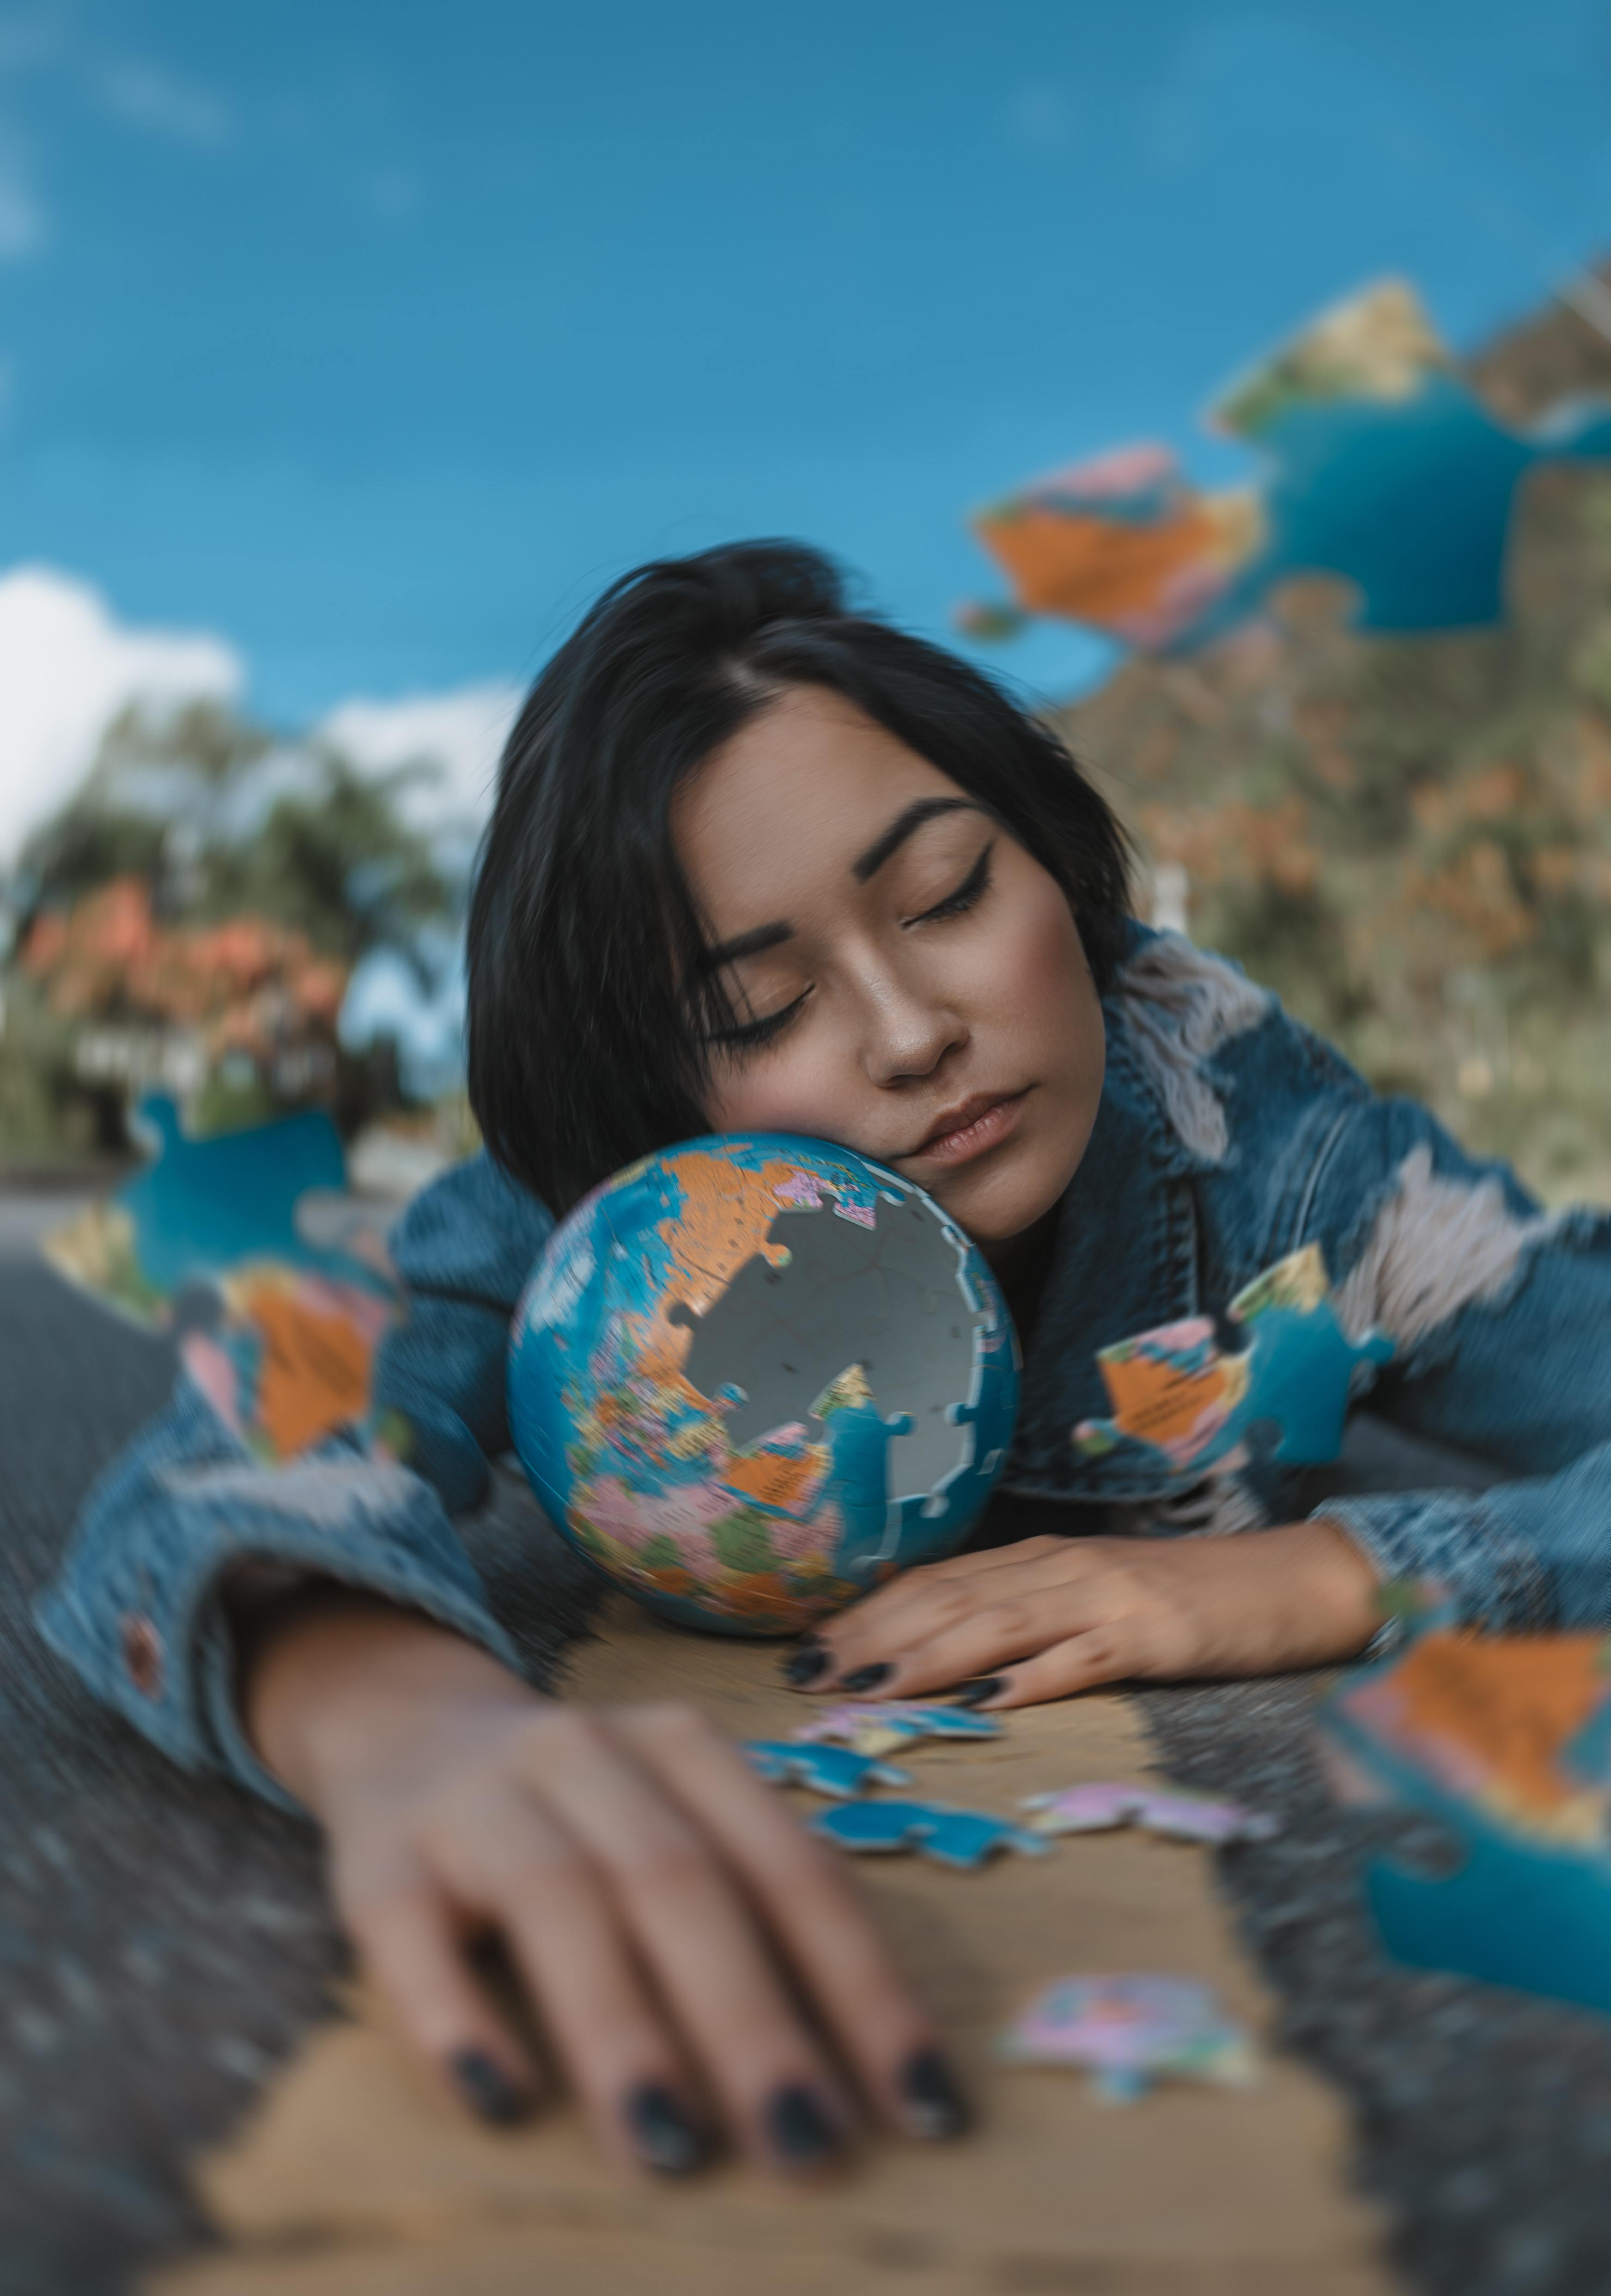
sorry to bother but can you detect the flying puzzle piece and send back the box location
[742,1740,912,1798]
[999,1975,1258,2102]
[812,1799,1048,1871]
[41,1094,399,1464]
[961,277,1611,653]
[1021,1784,1279,1845]
[790,1701,1005,1758]
[1073,1243,1392,1475]
[1318,1623,1611,2014]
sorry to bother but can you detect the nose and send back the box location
[857,959,966,1088]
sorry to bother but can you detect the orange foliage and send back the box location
[20,878,349,1057]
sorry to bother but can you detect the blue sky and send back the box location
[2,0,1611,724]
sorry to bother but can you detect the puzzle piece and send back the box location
[1021,1784,1278,1844]
[791,1701,1005,1757]
[41,1095,400,1464]
[962,276,1611,655]
[742,1741,911,1798]
[1318,1624,1611,2013]
[811,1798,1048,1871]
[1000,1974,1258,2102]
[1074,1243,1392,1474]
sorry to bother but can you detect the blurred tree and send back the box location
[2,697,460,1163]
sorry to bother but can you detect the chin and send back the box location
[925,1152,1059,1245]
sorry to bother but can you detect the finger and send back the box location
[804,1543,1093,1692]
[818,1575,1105,1701]
[798,1540,1069,1668]
[518,1709,851,2176]
[343,1876,542,2129]
[417,1778,712,2177]
[617,1704,970,2144]
[950,1628,1133,1709]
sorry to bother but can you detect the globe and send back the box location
[508,1133,1020,1635]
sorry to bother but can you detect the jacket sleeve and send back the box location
[33,1153,557,1810]
[1292,1078,1611,1634]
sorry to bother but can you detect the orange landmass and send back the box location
[633,1153,815,1399]
[1096,1341,1245,1449]
[720,1446,827,1515]
[974,502,1228,627]
[1388,1631,1611,1816]
[243,1279,378,1458]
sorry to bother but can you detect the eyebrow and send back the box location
[852,796,981,883]
[696,919,795,974]
[697,796,985,975]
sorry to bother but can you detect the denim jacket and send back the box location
[36,924,1611,1809]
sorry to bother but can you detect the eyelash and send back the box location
[906,840,994,928]
[708,843,995,1057]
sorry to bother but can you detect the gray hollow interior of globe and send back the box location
[673,1193,986,1504]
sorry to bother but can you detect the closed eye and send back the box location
[906,841,993,927]
[705,987,811,1054]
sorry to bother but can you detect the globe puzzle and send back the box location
[508,1134,1020,1634]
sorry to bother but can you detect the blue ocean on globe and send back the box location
[508,1133,1019,1635]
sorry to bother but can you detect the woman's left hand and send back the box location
[791,1522,1382,1709]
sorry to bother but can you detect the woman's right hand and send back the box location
[243,1592,967,2178]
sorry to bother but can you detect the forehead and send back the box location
[673,687,962,924]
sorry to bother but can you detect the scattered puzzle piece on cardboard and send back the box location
[1000,1974,1258,2102]
[1021,1784,1279,1845]
[812,1798,1049,1870]
[791,1701,1005,1757]
[742,1740,912,1798]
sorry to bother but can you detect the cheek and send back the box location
[977,881,1088,1035]
[702,1037,865,1140]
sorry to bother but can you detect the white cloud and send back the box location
[0,565,242,864]
[0,562,524,886]
[318,683,522,834]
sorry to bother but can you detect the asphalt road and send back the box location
[6,1194,1611,2294]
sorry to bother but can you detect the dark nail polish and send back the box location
[840,1663,892,1694]
[784,1645,830,1686]
[764,2083,842,2168]
[624,2081,708,2175]
[450,2047,531,2126]
[899,2046,972,2139]
[952,1676,1005,1709]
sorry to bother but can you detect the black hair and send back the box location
[468,541,1131,1211]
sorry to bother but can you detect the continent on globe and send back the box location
[508,1134,1020,1635]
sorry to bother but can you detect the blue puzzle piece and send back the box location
[117,1094,385,1301]
[742,1741,911,1798]
[1319,1628,1611,2016]
[811,1798,1049,1870]
[1075,1245,1392,1476]
[1237,1302,1394,1466]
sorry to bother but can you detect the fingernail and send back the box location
[783,1645,829,1686]
[450,2047,531,2126]
[899,2046,972,2139]
[840,1663,892,1694]
[764,2083,842,2168]
[624,2081,708,2175]
[951,1676,1005,1708]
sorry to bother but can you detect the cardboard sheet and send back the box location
[149,1596,1395,2296]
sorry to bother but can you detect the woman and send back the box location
[40,543,1611,2180]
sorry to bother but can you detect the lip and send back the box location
[907,1089,1029,1168]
